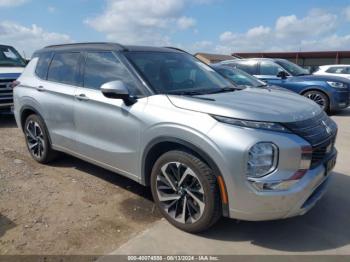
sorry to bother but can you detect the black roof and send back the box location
[34,42,186,55]
[0,44,15,48]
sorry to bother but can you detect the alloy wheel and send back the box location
[305,91,327,110]
[25,120,45,159]
[156,162,205,224]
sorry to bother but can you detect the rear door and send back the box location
[74,51,146,178]
[35,51,81,151]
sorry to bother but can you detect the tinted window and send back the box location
[326,67,347,74]
[230,61,258,75]
[275,59,309,76]
[47,52,80,85]
[260,61,285,76]
[216,67,265,87]
[35,52,52,79]
[125,52,232,94]
[83,52,139,93]
[0,46,26,67]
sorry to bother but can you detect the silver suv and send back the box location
[14,43,338,233]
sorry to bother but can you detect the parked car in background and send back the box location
[219,58,350,113]
[14,43,337,233]
[211,64,267,88]
[314,65,350,80]
[0,44,26,113]
[212,64,290,93]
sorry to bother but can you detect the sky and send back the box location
[1,0,350,57]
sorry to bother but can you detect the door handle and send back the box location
[75,93,89,101]
[36,85,45,92]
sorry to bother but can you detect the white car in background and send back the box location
[313,65,350,80]
[0,44,26,113]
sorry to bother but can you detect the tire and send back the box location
[303,90,329,112]
[150,150,221,233]
[24,114,57,164]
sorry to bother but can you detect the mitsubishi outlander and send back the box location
[13,43,338,232]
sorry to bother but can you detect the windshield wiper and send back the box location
[168,90,207,96]
[206,87,237,94]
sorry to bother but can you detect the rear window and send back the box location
[35,52,53,79]
[47,52,80,85]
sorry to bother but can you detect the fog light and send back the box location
[247,142,278,178]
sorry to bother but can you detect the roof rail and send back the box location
[164,47,190,54]
[44,42,128,51]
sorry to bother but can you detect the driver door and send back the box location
[73,51,146,178]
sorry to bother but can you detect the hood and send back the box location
[291,74,350,84]
[0,67,24,78]
[168,88,322,123]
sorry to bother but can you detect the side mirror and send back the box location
[101,80,136,105]
[277,71,288,79]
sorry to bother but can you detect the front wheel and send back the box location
[150,150,221,233]
[303,90,329,112]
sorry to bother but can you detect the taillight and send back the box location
[10,80,20,89]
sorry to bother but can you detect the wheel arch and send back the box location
[300,87,331,111]
[141,137,229,216]
[300,86,331,98]
[20,105,52,144]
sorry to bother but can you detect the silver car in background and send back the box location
[14,43,338,232]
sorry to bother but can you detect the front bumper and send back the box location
[207,122,336,222]
[228,155,334,221]
[330,90,350,111]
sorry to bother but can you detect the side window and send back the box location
[35,52,53,80]
[47,52,80,85]
[232,61,258,75]
[83,52,139,94]
[326,67,347,74]
[260,61,285,76]
[346,67,350,74]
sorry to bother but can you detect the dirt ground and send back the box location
[0,114,161,255]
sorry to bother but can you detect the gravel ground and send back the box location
[0,114,161,255]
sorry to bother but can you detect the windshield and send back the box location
[0,46,26,67]
[125,51,234,95]
[215,66,266,87]
[275,59,309,76]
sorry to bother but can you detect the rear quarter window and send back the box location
[35,52,53,80]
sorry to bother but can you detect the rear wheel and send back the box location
[24,114,57,163]
[303,90,329,112]
[150,150,221,233]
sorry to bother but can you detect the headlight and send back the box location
[247,142,278,178]
[212,115,290,133]
[327,81,347,89]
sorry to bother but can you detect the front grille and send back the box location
[311,137,336,168]
[0,79,15,105]
[284,111,337,168]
